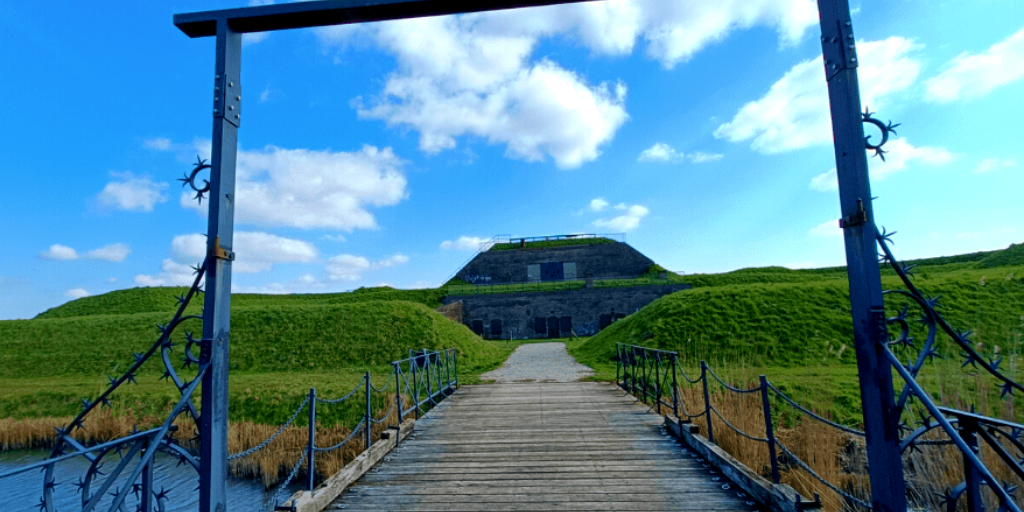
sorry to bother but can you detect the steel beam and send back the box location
[199,19,241,512]
[174,0,600,38]
[816,0,906,510]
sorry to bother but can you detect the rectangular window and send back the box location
[527,264,541,282]
[540,262,564,281]
[563,262,577,280]
[534,317,547,334]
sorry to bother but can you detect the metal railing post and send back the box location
[394,363,403,424]
[412,360,420,419]
[655,353,662,414]
[642,349,650,401]
[140,437,154,511]
[701,361,714,443]
[454,349,459,388]
[307,387,316,491]
[364,372,372,452]
[615,344,621,388]
[961,417,984,512]
[671,355,679,420]
[760,376,780,484]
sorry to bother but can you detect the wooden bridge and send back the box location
[320,382,763,511]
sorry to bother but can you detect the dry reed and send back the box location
[1,394,409,489]
[670,380,1024,512]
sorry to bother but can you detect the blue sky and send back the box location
[2,0,1022,320]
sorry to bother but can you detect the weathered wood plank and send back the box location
[325,382,763,512]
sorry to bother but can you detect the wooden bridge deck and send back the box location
[327,382,761,511]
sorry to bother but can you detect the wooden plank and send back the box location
[325,382,763,512]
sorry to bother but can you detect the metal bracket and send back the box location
[869,306,889,345]
[213,73,241,127]
[212,237,235,261]
[839,198,868,228]
[820,18,857,81]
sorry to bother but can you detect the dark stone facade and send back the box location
[455,242,654,285]
[443,284,691,340]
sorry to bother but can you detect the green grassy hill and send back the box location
[570,244,1024,425]
[1,297,508,426]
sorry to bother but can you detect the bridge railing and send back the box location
[618,341,1024,511]
[0,346,458,512]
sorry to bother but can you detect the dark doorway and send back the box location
[471,320,484,336]
[540,262,564,281]
[599,314,612,330]
[547,316,559,338]
[490,319,502,338]
[559,316,572,336]
[534,317,547,334]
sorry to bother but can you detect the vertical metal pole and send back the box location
[412,361,419,419]
[961,418,984,512]
[701,361,714,443]
[307,388,316,491]
[615,345,621,388]
[454,349,458,388]
[364,372,372,452]
[760,376,781,484]
[671,355,679,420]
[140,438,154,512]
[199,19,240,512]
[395,363,403,425]
[655,353,662,414]
[817,1,906,509]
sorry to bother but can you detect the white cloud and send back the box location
[181,144,408,231]
[40,244,79,261]
[107,277,118,284]
[715,37,921,153]
[135,259,200,287]
[809,220,842,238]
[170,232,319,274]
[374,254,409,269]
[637,143,723,163]
[638,143,681,162]
[95,172,168,212]
[589,198,610,212]
[65,288,90,300]
[808,140,954,192]
[143,137,173,151]
[440,236,493,251]
[925,26,1024,103]
[40,243,131,262]
[326,254,372,282]
[322,234,347,242]
[974,158,1016,174]
[85,243,131,262]
[593,204,649,232]
[234,274,329,294]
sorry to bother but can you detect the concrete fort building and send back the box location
[441,235,690,340]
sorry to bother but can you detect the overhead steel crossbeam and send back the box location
[174,0,601,37]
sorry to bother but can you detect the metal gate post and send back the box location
[671,355,679,420]
[816,0,907,509]
[199,19,241,512]
[395,363,403,424]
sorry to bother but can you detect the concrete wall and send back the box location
[455,242,655,285]
[443,284,691,340]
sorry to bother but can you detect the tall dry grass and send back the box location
[672,379,1024,512]
[1,394,409,488]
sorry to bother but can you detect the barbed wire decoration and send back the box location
[179,156,212,204]
[861,107,899,161]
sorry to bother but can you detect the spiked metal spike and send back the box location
[133,352,145,363]
[917,409,932,429]
[990,356,1003,371]
[1001,381,1015,398]
[81,398,92,410]
[37,497,46,511]
[75,477,87,490]
[155,487,170,500]
[126,372,137,385]
[160,370,172,381]
[108,375,118,385]
[44,477,56,491]
[101,397,112,408]
[962,352,979,369]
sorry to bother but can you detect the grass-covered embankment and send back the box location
[1,298,511,435]
[571,247,1024,425]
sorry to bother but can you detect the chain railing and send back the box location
[620,323,1024,512]
[0,345,459,511]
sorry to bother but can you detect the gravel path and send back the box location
[480,342,594,382]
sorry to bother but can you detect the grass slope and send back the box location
[571,247,1024,425]
[1,300,509,426]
